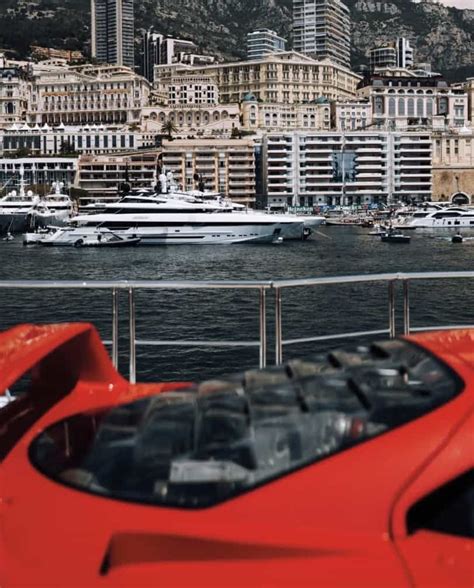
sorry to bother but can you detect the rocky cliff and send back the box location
[0,0,472,81]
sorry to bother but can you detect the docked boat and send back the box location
[0,181,73,234]
[406,206,474,229]
[452,233,464,244]
[380,230,411,244]
[37,189,307,246]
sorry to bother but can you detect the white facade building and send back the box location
[27,63,150,126]
[293,0,351,68]
[241,96,331,131]
[263,131,432,209]
[331,100,373,130]
[0,124,155,156]
[247,29,287,60]
[357,75,469,130]
[0,55,31,125]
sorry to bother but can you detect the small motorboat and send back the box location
[369,224,389,236]
[73,233,141,248]
[452,233,463,244]
[380,229,411,244]
[2,232,14,242]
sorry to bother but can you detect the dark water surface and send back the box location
[0,227,472,382]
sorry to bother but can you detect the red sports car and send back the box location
[1,323,472,587]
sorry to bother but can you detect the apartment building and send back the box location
[91,0,135,68]
[292,0,351,68]
[247,29,287,60]
[27,63,150,126]
[76,151,159,202]
[262,131,432,209]
[185,52,360,104]
[358,74,468,130]
[161,139,256,205]
[370,38,414,71]
[0,157,78,191]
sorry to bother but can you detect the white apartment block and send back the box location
[263,131,432,209]
[247,29,287,60]
[241,97,331,131]
[173,52,361,104]
[27,63,150,126]
[293,0,351,68]
[0,157,78,190]
[358,75,468,130]
[0,123,155,156]
[331,100,373,130]
[76,151,159,202]
[0,55,31,125]
[161,139,256,205]
[141,104,240,137]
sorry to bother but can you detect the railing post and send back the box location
[388,280,396,338]
[128,287,136,384]
[259,288,266,369]
[112,287,119,369]
[275,287,283,365]
[403,280,410,336]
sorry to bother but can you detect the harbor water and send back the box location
[0,226,472,382]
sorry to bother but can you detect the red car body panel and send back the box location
[0,324,473,587]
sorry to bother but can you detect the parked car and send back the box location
[1,323,472,586]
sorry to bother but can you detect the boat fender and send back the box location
[74,239,84,248]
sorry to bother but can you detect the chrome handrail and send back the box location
[0,271,473,382]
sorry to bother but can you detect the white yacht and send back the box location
[37,191,306,246]
[406,206,474,229]
[0,180,73,233]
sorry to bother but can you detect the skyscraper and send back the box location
[293,0,351,68]
[91,0,135,68]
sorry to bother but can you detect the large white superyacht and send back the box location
[405,205,474,229]
[39,184,307,246]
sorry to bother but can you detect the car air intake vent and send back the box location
[30,338,463,509]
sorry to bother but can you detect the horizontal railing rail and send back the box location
[0,271,473,382]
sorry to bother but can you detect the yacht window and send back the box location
[30,339,462,509]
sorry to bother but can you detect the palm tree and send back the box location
[161,120,178,140]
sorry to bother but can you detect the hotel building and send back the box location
[184,52,361,104]
[27,63,150,126]
[0,54,31,125]
[292,0,351,68]
[262,131,432,209]
[91,0,135,68]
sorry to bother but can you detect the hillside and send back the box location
[0,0,472,81]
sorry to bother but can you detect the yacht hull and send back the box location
[37,222,298,246]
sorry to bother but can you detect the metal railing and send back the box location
[0,271,473,383]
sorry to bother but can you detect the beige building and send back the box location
[0,54,31,125]
[241,96,331,131]
[330,100,373,130]
[27,63,150,126]
[76,151,159,202]
[156,52,361,104]
[161,139,256,205]
[141,104,241,137]
[432,130,474,204]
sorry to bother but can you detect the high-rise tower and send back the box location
[91,0,135,68]
[293,0,351,68]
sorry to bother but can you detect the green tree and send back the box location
[161,120,178,140]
